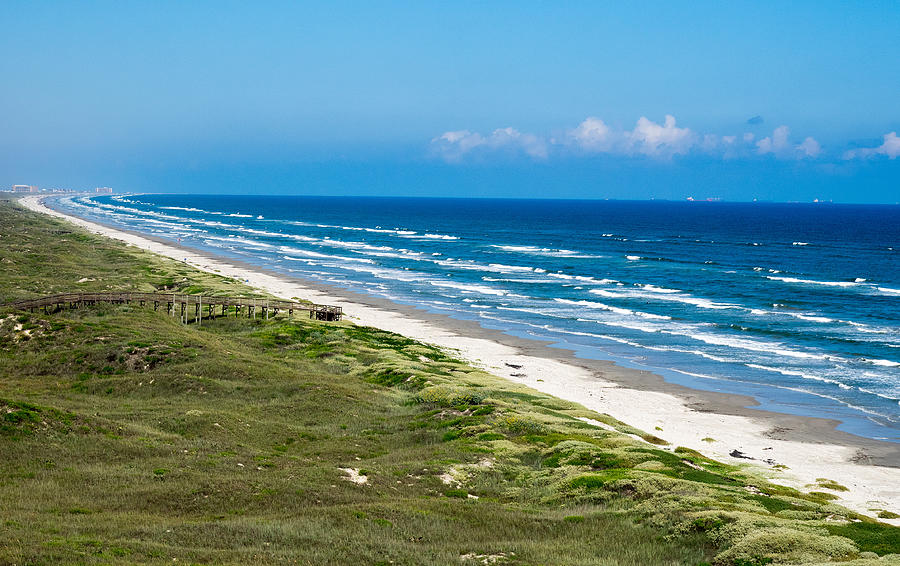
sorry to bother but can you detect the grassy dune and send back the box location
[1,199,898,565]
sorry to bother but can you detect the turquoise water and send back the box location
[52,194,900,441]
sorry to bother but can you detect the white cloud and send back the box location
[701,134,720,152]
[627,115,695,158]
[433,130,485,160]
[756,125,790,155]
[757,126,821,159]
[567,117,614,152]
[797,136,821,158]
[431,127,547,161]
[489,127,548,158]
[843,132,900,160]
[700,133,745,159]
[432,116,832,162]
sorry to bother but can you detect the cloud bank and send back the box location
[432,115,831,162]
[434,128,548,162]
[756,126,821,159]
[559,115,695,158]
[843,132,900,160]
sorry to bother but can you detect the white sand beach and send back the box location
[21,194,900,522]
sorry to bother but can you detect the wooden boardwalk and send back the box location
[3,292,342,322]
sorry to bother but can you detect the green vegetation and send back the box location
[1,199,898,565]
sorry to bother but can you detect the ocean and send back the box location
[51,194,900,442]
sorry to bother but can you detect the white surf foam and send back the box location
[589,288,742,310]
[745,364,852,389]
[554,298,671,320]
[766,276,860,287]
[489,245,602,258]
[430,280,509,297]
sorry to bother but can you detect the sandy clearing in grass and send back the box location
[19,194,900,522]
[339,468,368,485]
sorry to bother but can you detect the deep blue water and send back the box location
[53,194,900,441]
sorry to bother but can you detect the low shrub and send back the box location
[415,385,485,407]
[501,414,546,435]
[713,527,857,565]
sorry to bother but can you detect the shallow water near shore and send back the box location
[50,194,900,442]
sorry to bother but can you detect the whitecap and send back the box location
[746,364,852,389]
[404,233,459,240]
[766,276,859,287]
[639,284,681,294]
[430,280,509,296]
[487,263,535,272]
[862,358,900,368]
[554,298,671,320]
[589,288,741,310]
[489,244,601,258]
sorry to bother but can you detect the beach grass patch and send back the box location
[478,432,505,441]
[567,469,629,491]
[748,495,800,515]
[415,385,486,407]
[807,491,840,501]
[813,478,849,492]
[826,520,900,555]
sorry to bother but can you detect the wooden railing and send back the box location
[3,292,342,322]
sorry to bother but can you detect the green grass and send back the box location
[0,199,898,565]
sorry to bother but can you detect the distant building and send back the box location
[95,187,113,194]
[11,184,38,192]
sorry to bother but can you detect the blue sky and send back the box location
[2,1,899,202]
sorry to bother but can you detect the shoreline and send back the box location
[20,194,900,521]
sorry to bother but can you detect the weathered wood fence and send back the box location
[3,292,342,323]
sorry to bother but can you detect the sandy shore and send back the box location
[20,194,900,521]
